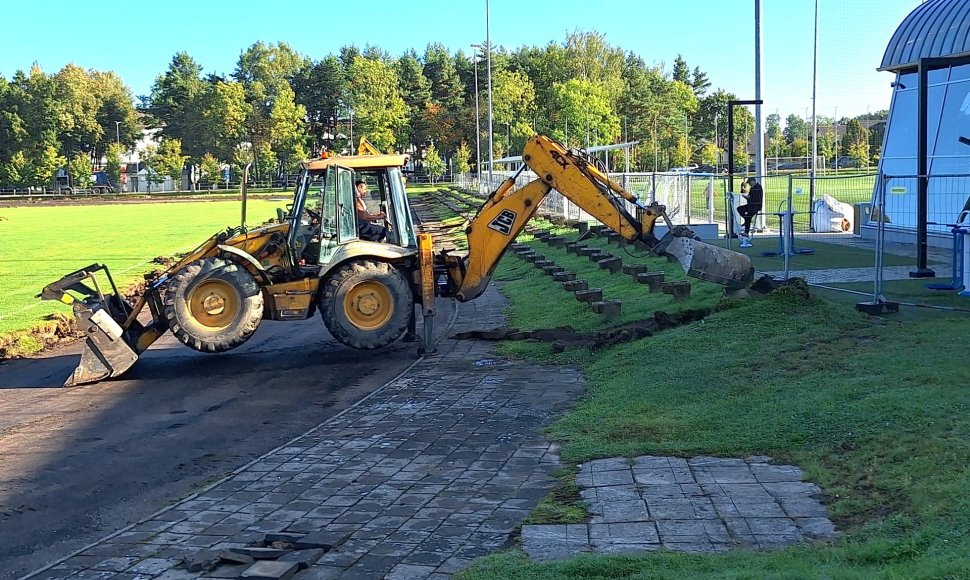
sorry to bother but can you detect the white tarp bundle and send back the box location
[812,194,854,232]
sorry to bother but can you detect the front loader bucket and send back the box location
[66,302,140,386]
[40,264,143,386]
[657,234,755,290]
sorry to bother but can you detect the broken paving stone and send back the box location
[578,247,600,257]
[241,560,299,580]
[293,530,349,550]
[219,550,255,565]
[534,260,556,268]
[207,564,252,579]
[543,265,564,275]
[278,548,326,570]
[264,532,304,544]
[565,242,587,254]
[230,547,290,560]
[547,236,567,248]
[183,549,220,573]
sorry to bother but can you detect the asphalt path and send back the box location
[0,302,451,578]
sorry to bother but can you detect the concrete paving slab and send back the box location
[522,455,839,561]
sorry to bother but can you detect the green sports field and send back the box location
[0,198,288,337]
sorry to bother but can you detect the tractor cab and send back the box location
[285,153,418,272]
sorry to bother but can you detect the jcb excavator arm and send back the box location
[442,135,754,302]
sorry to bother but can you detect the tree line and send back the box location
[0,31,884,191]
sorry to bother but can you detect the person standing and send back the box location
[737,177,763,248]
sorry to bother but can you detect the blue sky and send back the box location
[1,0,918,123]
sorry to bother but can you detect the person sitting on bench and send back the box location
[355,180,387,242]
[737,177,763,248]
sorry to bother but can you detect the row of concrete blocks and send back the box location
[511,243,622,316]
[525,230,692,301]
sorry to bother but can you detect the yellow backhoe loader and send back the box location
[41,135,753,386]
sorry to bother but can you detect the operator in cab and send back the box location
[354,180,388,242]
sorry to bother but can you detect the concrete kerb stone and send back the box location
[597,257,623,274]
[563,280,589,292]
[636,272,665,292]
[661,281,692,301]
[591,300,622,317]
[575,289,603,303]
[622,264,648,276]
[552,272,576,283]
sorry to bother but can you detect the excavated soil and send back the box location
[453,308,711,351]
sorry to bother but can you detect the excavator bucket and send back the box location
[39,264,142,386]
[655,229,755,290]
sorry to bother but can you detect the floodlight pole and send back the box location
[810,0,819,213]
[753,0,765,181]
[485,0,494,192]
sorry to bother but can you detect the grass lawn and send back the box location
[455,227,970,579]
[0,198,287,337]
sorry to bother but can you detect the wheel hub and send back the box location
[189,279,241,329]
[345,281,393,331]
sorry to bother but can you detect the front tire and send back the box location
[321,260,412,349]
[162,257,264,352]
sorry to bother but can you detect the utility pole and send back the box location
[471,48,482,188]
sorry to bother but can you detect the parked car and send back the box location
[829,156,862,169]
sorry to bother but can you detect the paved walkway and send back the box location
[25,288,586,579]
[24,285,839,580]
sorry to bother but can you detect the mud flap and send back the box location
[656,234,755,290]
[67,302,139,386]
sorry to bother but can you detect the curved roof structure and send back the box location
[880,0,970,71]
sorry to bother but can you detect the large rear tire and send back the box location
[321,260,412,349]
[162,257,264,352]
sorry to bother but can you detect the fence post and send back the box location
[684,173,694,225]
[707,175,715,223]
[784,179,793,280]
[873,174,887,303]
